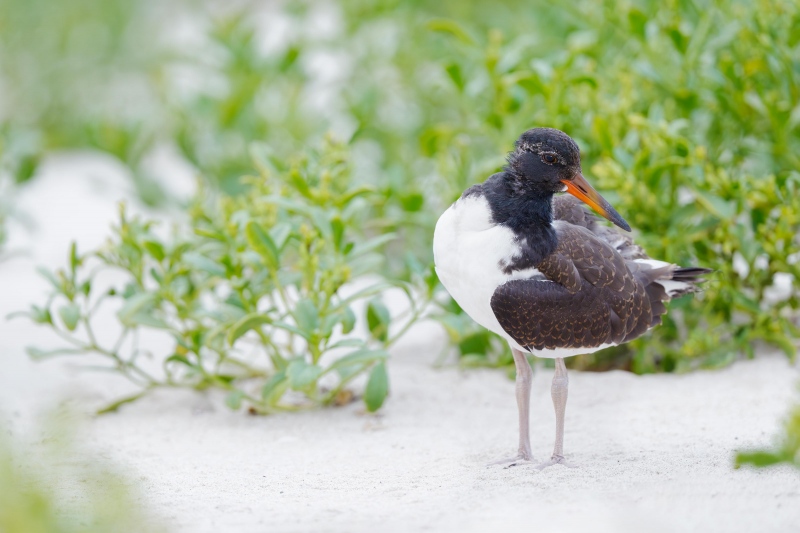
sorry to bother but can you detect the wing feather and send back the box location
[491,222,650,351]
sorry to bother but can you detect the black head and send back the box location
[505,127,631,231]
[506,127,582,195]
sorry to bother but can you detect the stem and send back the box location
[221,357,269,378]
[385,298,429,348]
[270,271,296,349]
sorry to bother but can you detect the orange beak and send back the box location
[561,174,631,232]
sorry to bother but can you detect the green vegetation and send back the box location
[3,0,799,407]
[0,420,164,533]
[1,137,17,258]
[17,141,430,413]
[736,391,800,470]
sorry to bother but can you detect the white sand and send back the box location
[2,155,799,532]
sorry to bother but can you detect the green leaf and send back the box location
[36,266,61,291]
[341,306,356,334]
[272,320,311,340]
[400,192,425,212]
[26,346,84,360]
[764,333,796,359]
[445,63,464,92]
[143,240,165,261]
[426,19,476,45]
[96,392,148,415]
[286,359,322,391]
[227,312,272,346]
[331,215,345,250]
[58,303,81,331]
[79,280,92,297]
[348,233,397,257]
[165,354,196,368]
[364,361,389,412]
[327,338,365,350]
[340,186,375,205]
[261,369,287,402]
[183,252,226,276]
[694,190,736,219]
[735,451,786,468]
[246,220,280,269]
[327,348,389,374]
[628,8,647,38]
[318,312,335,336]
[30,306,53,325]
[458,332,492,356]
[14,153,38,184]
[225,390,245,410]
[366,299,391,342]
[270,223,293,250]
[68,241,80,272]
[127,312,170,329]
[667,27,688,55]
[293,298,319,334]
[117,293,158,327]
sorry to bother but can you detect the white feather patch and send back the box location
[655,279,691,297]
[635,258,671,269]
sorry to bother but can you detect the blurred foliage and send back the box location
[0,0,166,200]
[2,0,799,372]
[736,389,800,470]
[17,141,433,413]
[0,419,164,533]
[337,0,800,372]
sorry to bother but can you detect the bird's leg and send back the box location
[488,348,534,467]
[513,348,534,461]
[537,357,576,470]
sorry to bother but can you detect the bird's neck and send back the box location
[484,173,559,269]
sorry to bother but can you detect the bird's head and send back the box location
[506,127,631,232]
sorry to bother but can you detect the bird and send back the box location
[432,127,711,469]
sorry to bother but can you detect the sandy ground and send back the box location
[2,156,799,533]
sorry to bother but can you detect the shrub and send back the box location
[16,141,431,413]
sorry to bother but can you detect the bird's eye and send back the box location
[542,153,558,164]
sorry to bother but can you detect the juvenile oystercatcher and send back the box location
[433,128,710,469]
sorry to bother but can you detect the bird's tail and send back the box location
[657,266,714,298]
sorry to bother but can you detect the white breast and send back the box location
[433,195,542,352]
[433,195,613,359]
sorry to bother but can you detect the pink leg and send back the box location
[537,358,576,469]
[488,348,534,467]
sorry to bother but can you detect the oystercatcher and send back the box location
[433,128,710,469]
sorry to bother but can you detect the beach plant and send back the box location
[0,141,16,260]
[0,0,169,203]
[736,392,800,470]
[15,141,432,414]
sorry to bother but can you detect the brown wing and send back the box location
[490,223,652,351]
[552,194,711,322]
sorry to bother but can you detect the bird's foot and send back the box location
[535,454,577,471]
[487,451,535,469]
